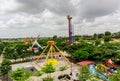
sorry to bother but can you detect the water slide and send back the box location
[89,64,110,81]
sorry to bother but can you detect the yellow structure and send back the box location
[34,41,71,65]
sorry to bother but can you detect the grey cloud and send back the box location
[16,0,76,15]
[11,0,120,20]
[78,0,120,19]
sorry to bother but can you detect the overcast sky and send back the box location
[0,0,120,38]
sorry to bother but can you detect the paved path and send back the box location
[0,55,2,63]
[30,63,79,81]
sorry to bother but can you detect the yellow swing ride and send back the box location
[33,41,71,67]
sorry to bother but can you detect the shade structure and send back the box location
[77,61,94,65]
[32,56,41,59]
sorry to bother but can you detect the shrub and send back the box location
[42,77,53,81]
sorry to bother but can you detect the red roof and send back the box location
[32,56,41,59]
[33,48,38,50]
[77,61,94,65]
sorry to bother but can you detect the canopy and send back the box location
[32,56,41,59]
[77,61,94,65]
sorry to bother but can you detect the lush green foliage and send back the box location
[10,68,31,81]
[78,65,90,81]
[2,43,34,60]
[2,31,120,64]
[42,64,55,74]
[0,59,11,76]
[109,70,120,81]
[0,42,5,55]
[41,64,55,81]
[72,50,90,61]
[104,36,111,42]
[59,65,68,71]
[33,70,43,76]
[42,77,54,81]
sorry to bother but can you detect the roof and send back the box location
[32,56,41,59]
[77,61,94,65]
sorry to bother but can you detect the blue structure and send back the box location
[89,64,110,81]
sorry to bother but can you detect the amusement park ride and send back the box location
[24,35,43,52]
[67,15,73,45]
[33,41,71,66]
[31,35,43,49]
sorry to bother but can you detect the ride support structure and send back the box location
[67,15,73,45]
[34,41,71,65]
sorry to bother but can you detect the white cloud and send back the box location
[74,11,120,35]
[0,0,20,15]
[0,0,120,38]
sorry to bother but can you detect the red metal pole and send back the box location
[67,15,72,44]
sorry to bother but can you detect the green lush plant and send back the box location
[78,65,104,81]
[59,65,68,77]
[10,68,31,81]
[105,31,111,36]
[42,77,53,81]
[93,33,98,40]
[0,42,5,55]
[86,74,104,81]
[78,65,90,81]
[41,64,55,81]
[72,50,90,61]
[116,52,120,58]
[33,70,43,76]
[104,36,111,42]
[59,65,68,71]
[0,59,11,76]
[95,39,101,46]
[95,64,106,73]
[42,64,55,74]
[109,70,120,81]
[0,59,11,81]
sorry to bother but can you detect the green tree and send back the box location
[104,36,111,42]
[52,35,57,40]
[42,64,55,81]
[109,70,120,81]
[0,59,11,81]
[95,39,101,46]
[2,46,15,59]
[104,31,111,42]
[105,31,111,36]
[0,42,5,55]
[10,68,31,81]
[78,65,90,81]
[116,52,120,58]
[98,33,104,39]
[72,50,90,61]
[93,33,98,40]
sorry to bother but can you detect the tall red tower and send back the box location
[67,15,72,44]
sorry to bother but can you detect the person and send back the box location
[108,59,113,64]
[106,59,115,67]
